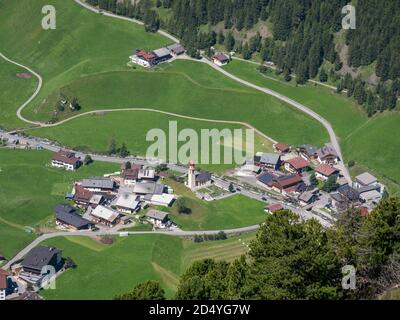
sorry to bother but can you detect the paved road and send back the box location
[2,225,260,271]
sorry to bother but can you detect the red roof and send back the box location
[74,185,93,202]
[213,53,229,62]
[137,49,156,61]
[275,143,290,152]
[315,164,338,177]
[266,203,284,213]
[0,269,9,290]
[286,157,310,170]
[52,150,80,165]
[358,206,369,217]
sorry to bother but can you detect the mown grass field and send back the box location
[224,59,400,195]
[0,0,169,129]
[40,232,256,300]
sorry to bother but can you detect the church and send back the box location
[186,161,212,190]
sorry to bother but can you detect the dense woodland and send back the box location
[117,197,400,300]
[85,0,399,116]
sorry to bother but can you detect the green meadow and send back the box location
[40,232,256,299]
[224,60,400,195]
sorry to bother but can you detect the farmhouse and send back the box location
[90,205,120,227]
[268,174,304,194]
[353,172,383,194]
[212,52,230,66]
[122,166,141,185]
[254,152,281,170]
[265,203,284,214]
[21,246,62,276]
[284,157,310,174]
[73,185,94,208]
[0,269,9,300]
[130,49,157,67]
[145,209,170,229]
[81,177,115,193]
[114,193,140,214]
[257,171,277,187]
[314,163,339,181]
[153,48,172,64]
[55,204,94,230]
[167,43,185,55]
[51,150,81,170]
[297,144,318,161]
[274,143,290,153]
[316,143,339,164]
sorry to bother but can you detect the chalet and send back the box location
[90,205,120,227]
[297,144,318,161]
[254,153,281,170]
[130,49,157,67]
[265,203,284,214]
[21,246,62,276]
[51,150,81,170]
[81,177,115,193]
[284,157,310,174]
[153,48,172,63]
[122,165,141,185]
[212,52,230,66]
[274,143,290,153]
[167,43,185,55]
[314,163,339,181]
[55,204,94,230]
[114,193,140,214]
[316,143,339,164]
[0,269,9,300]
[73,185,94,208]
[268,174,304,194]
[145,209,170,229]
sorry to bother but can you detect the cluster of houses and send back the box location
[238,142,384,214]
[130,43,185,68]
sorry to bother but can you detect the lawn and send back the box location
[0,222,36,260]
[224,59,400,195]
[164,178,266,230]
[40,232,256,300]
[28,109,273,173]
[0,0,169,129]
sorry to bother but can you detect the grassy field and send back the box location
[163,178,266,230]
[0,0,169,129]
[29,110,274,173]
[224,59,400,195]
[0,149,119,258]
[40,232,256,300]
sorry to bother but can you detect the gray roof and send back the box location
[133,182,164,195]
[299,191,318,203]
[338,185,360,201]
[196,171,212,183]
[317,143,339,160]
[355,172,377,186]
[145,209,169,222]
[358,184,380,194]
[55,204,92,229]
[81,177,114,190]
[299,144,318,156]
[115,193,140,210]
[167,43,185,54]
[360,190,382,201]
[153,48,171,58]
[22,246,61,271]
[259,153,281,165]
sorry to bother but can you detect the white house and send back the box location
[130,49,156,68]
[51,150,81,171]
[148,193,175,207]
[212,52,229,66]
[114,193,140,214]
[314,163,339,181]
[145,209,170,229]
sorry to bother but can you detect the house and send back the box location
[274,143,290,153]
[254,153,281,170]
[186,161,212,190]
[353,172,383,193]
[360,190,382,206]
[145,209,170,229]
[55,204,94,230]
[148,193,175,207]
[114,193,140,214]
[314,163,339,181]
[316,143,339,164]
[167,43,185,55]
[338,185,360,202]
[0,269,9,300]
[298,189,319,206]
[51,150,81,170]
[212,52,230,66]
[268,174,304,194]
[330,193,349,213]
[122,165,141,185]
[284,157,310,174]
[73,185,94,208]
[257,171,276,187]
[265,203,284,214]
[90,205,120,227]
[297,144,318,161]
[81,177,115,193]
[153,48,172,63]
[21,246,62,276]
[130,49,157,67]
[133,182,164,196]
[89,194,104,208]
[138,168,156,181]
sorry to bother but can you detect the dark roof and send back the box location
[196,171,212,183]
[52,150,80,165]
[22,246,61,271]
[122,168,139,180]
[257,172,276,185]
[358,184,381,194]
[298,144,318,156]
[55,204,92,229]
[338,185,360,201]
[81,177,114,190]
[274,174,303,188]
[317,144,339,160]
[213,52,229,62]
[167,43,185,54]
